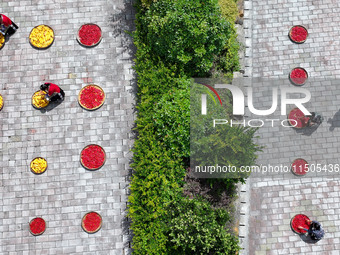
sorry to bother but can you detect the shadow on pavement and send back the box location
[328,110,340,131]
[299,234,320,244]
[38,100,63,113]
[295,125,319,136]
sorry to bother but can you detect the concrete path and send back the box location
[0,1,135,254]
[241,0,340,254]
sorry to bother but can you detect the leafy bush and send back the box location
[129,60,190,254]
[137,0,233,77]
[129,0,251,254]
[190,83,261,187]
[215,29,240,79]
[218,0,239,23]
[129,134,186,254]
[166,197,240,254]
[152,88,190,159]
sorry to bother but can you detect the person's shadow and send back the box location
[37,100,63,113]
[295,124,319,136]
[327,110,340,131]
[299,233,320,244]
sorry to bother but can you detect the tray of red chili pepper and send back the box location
[289,25,308,44]
[288,108,309,129]
[78,84,105,110]
[29,217,46,236]
[291,214,311,234]
[82,211,102,234]
[77,24,102,47]
[289,67,308,86]
[291,158,308,176]
[80,144,106,170]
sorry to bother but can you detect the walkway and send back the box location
[0,1,135,254]
[242,0,340,254]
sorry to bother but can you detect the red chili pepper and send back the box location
[290,68,307,85]
[81,145,105,169]
[30,218,46,234]
[79,25,101,46]
[290,26,308,43]
[291,214,310,233]
[80,86,104,109]
[83,212,101,232]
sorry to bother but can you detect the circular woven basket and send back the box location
[78,84,105,111]
[32,90,50,109]
[0,35,5,51]
[29,217,46,236]
[291,158,308,176]
[289,67,308,86]
[30,157,48,175]
[77,23,102,48]
[290,214,310,234]
[80,144,106,170]
[81,212,102,234]
[288,25,308,44]
[0,94,4,111]
[29,25,55,49]
[288,108,309,129]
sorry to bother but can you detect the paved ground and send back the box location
[0,1,135,254]
[242,0,340,254]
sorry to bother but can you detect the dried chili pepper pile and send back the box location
[291,214,310,233]
[81,145,105,169]
[288,108,309,128]
[82,212,102,232]
[292,159,308,175]
[30,217,46,235]
[79,85,104,109]
[290,26,308,43]
[78,24,101,46]
[290,68,307,85]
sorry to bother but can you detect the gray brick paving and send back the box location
[242,0,340,254]
[0,0,135,254]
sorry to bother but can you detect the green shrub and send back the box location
[152,88,190,159]
[218,0,239,24]
[137,0,232,77]
[215,28,240,79]
[167,197,240,254]
[129,132,186,254]
[129,0,249,254]
[190,83,261,187]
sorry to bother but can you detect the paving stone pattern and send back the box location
[243,0,340,254]
[0,1,135,254]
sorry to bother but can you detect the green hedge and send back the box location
[167,198,240,254]
[136,0,233,77]
[129,0,246,254]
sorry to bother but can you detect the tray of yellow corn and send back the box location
[0,94,3,111]
[32,90,49,109]
[29,25,54,49]
[0,34,5,50]
[30,157,48,174]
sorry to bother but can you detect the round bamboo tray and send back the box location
[77,23,102,48]
[32,90,49,109]
[30,157,48,175]
[80,144,106,170]
[288,25,308,44]
[291,158,308,176]
[290,214,310,234]
[81,212,102,234]
[29,217,46,236]
[289,67,308,86]
[78,84,105,111]
[29,25,55,49]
